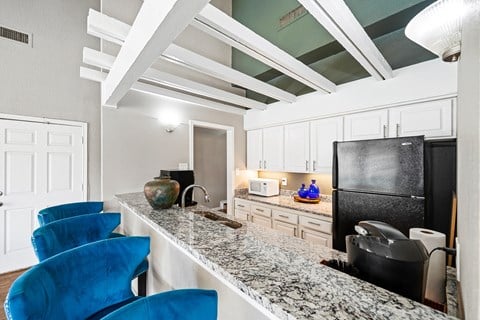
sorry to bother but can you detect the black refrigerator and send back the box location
[332,136,426,252]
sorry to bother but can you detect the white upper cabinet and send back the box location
[311,117,343,173]
[247,129,262,170]
[284,122,310,173]
[388,99,454,138]
[344,109,388,141]
[263,126,284,171]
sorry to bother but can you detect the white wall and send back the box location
[244,59,458,129]
[102,90,245,202]
[457,4,480,319]
[0,0,102,199]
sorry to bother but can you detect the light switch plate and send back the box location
[281,177,287,186]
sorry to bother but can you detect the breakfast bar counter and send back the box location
[115,192,454,320]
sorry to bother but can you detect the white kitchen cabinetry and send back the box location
[234,198,332,247]
[388,99,454,138]
[344,109,388,141]
[284,122,310,173]
[262,126,284,171]
[247,129,263,170]
[310,117,343,173]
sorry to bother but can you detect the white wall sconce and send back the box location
[158,109,181,133]
[405,0,468,62]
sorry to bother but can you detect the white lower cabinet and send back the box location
[234,198,332,248]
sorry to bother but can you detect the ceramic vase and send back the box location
[144,177,180,209]
[297,183,309,198]
[308,179,320,199]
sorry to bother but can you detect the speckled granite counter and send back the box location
[116,192,455,320]
[235,193,332,218]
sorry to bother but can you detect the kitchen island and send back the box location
[116,192,454,320]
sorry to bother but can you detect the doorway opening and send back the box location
[188,121,234,215]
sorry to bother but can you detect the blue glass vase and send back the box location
[308,179,320,199]
[297,183,309,198]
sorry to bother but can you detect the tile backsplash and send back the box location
[258,171,333,195]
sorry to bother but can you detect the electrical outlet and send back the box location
[281,177,287,186]
[178,163,188,170]
[455,237,460,281]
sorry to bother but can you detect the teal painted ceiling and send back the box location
[231,0,436,103]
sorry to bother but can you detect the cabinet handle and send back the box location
[383,125,387,138]
[259,160,262,169]
[278,214,289,219]
[396,124,400,137]
[305,160,309,171]
[308,221,322,227]
[301,230,305,239]
[238,204,245,208]
[313,160,316,172]
[294,227,297,237]
[256,208,264,212]
[263,160,266,169]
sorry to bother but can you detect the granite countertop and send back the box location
[116,192,455,320]
[235,192,332,218]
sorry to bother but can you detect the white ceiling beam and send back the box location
[132,82,247,115]
[83,48,266,110]
[80,66,107,82]
[101,0,211,107]
[162,44,296,103]
[193,4,336,93]
[297,0,393,80]
[87,9,130,46]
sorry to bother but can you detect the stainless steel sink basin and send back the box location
[192,210,242,229]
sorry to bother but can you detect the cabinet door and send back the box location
[251,213,272,228]
[299,227,331,247]
[389,99,454,138]
[262,126,284,171]
[344,110,388,141]
[284,122,310,173]
[234,209,249,221]
[310,117,343,173]
[247,129,263,170]
[272,220,298,237]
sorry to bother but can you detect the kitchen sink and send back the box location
[192,210,242,229]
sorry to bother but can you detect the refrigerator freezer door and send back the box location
[333,190,425,252]
[333,136,424,196]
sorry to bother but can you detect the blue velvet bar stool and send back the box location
[31,213,149,296]
[4,237,150,320]
[37,201,104,226]
[100,289,218,320]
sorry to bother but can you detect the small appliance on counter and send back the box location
[159,170,196,207]
[346,221,429,303]
[248,178,279,197]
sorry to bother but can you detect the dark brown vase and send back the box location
[144,177,180,209]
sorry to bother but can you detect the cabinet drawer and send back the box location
[235,200,251,212]
[234,209,249,221]
[251,204,272,217]
[272,210,298,224]
[251,213,272,228]
[299,216,331,234]
[300,227,331,247]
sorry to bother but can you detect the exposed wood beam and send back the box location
[80,67,245,115]
[297,0,393,80]
[83,48,266,110]
[131,82,247,115]
[193,4,336,93]
[101,0,211,107]
[87,10,295,103]
[162,45,296,103]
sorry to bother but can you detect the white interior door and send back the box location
[0,119,85,273]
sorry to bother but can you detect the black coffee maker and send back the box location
[346,221,429,302]
[159,170,196,207]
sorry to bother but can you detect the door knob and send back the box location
[0,202,3,207]
[0,191,3,196]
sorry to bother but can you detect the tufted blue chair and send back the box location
[100,289,218,320]
[4,237,150,320]
[37,201,104,226]
[31,212,149,296]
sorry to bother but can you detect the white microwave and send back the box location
[248,178,279,197]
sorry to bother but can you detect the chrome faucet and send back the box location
[181,184,210,208]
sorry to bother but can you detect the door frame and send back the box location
[188,120,234,215]
[0,113,88,200]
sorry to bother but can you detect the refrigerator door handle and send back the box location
[411,196,425,200]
